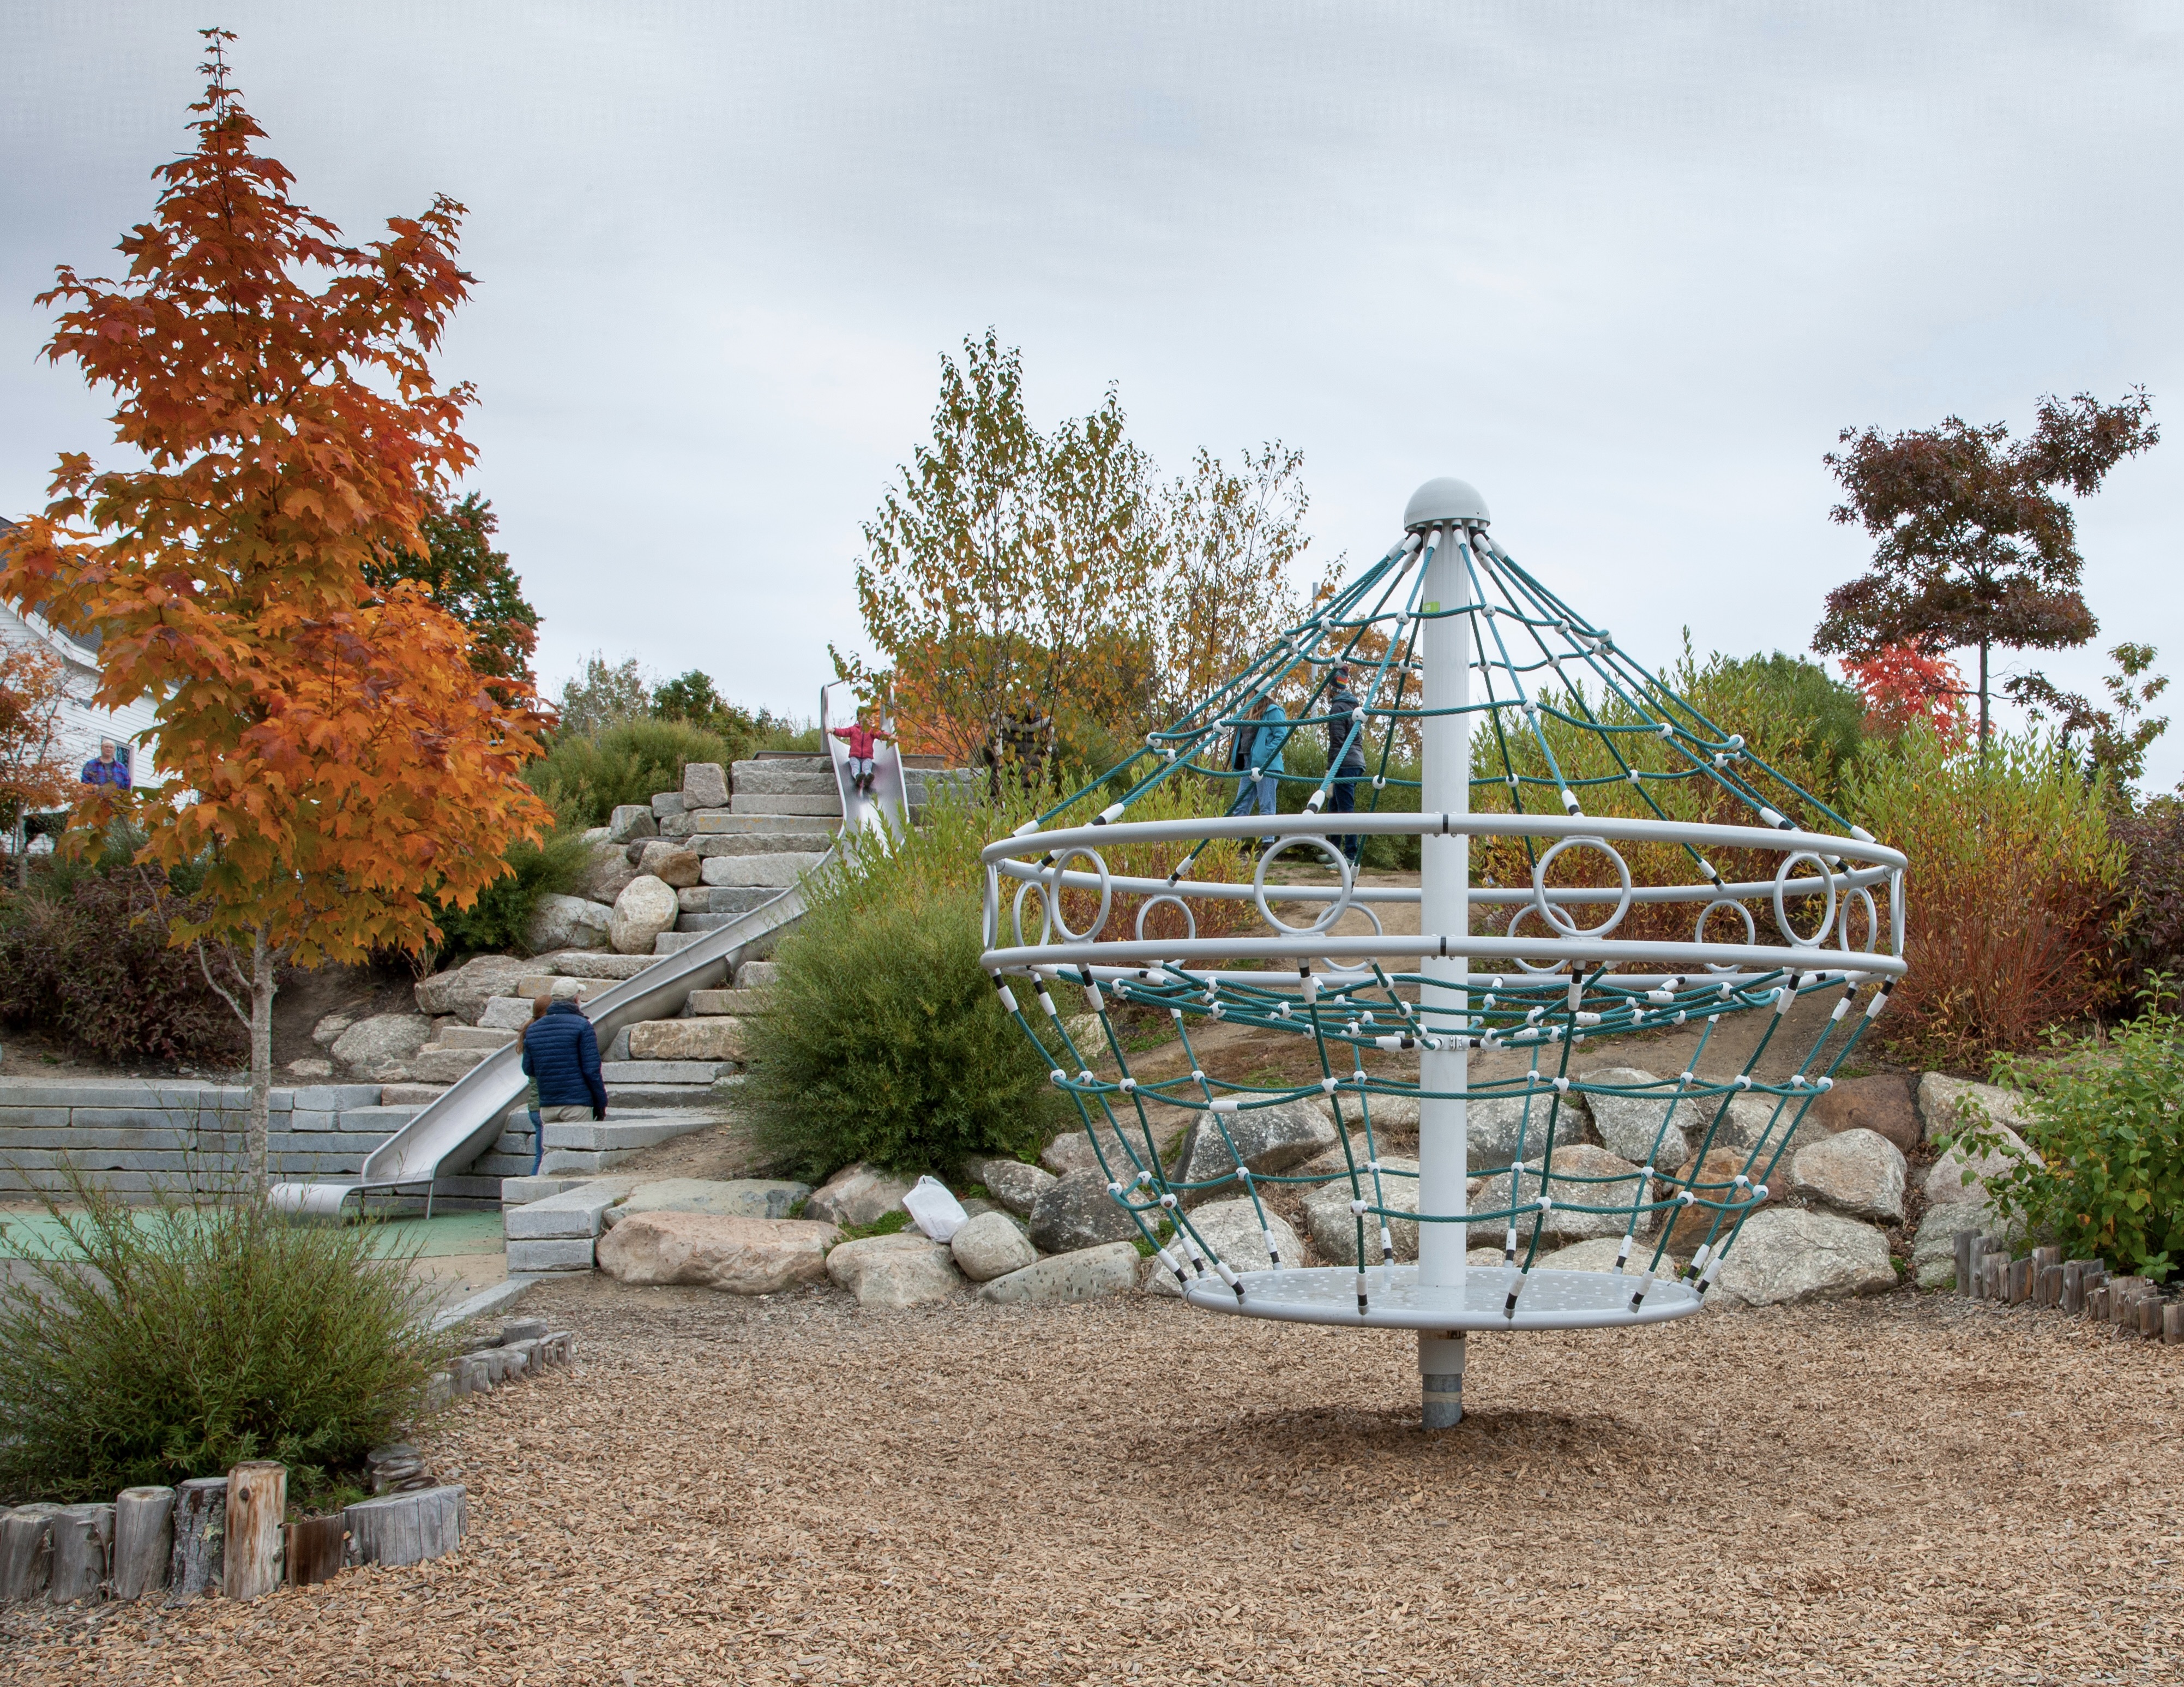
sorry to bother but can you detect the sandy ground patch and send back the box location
[5,1276,2179,1685]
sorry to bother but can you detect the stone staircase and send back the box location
[654,755,841,953]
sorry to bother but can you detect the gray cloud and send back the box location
[4,2,2178,776]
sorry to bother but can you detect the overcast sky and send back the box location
[4,3,2179,781]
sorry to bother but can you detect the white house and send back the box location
[0,515,163,792]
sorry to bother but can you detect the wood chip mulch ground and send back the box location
[6,1279,2181,1685]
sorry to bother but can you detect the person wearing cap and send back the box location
[1326,666,1368,864]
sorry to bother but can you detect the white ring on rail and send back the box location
[1012,878,1052,950]
[1771,850,1837,951]
[1531,836,1632,939]
[1318,902,1386,976]
[1042,846,1114,944]
[1134,893,1198,945]
[1836,883,1879,956]
[1503,902,1572,974]
[1251,836,1355,936]
[1695,897,1758,971]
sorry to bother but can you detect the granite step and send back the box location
[730,794,842,817]
[693,832,835,858]
[690,812,843,836]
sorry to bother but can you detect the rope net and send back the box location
[978,483,1910,1332]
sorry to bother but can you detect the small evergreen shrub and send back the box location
[1948,987,2184,1281]
[742,884,1065,1178]
[0,1173,452,1504]
[0,869,241,1065]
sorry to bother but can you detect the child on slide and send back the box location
[831,710,894,796]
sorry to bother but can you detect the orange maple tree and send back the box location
[0,33,551,1186]
[0,639,77,888]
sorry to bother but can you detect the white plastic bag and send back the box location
[901,1174,970,1243]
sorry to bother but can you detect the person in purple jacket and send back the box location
[80,740,130,789]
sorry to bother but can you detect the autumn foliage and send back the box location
[1838,643,1969,743]
[0,34,548,1179]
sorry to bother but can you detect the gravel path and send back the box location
[7,1280,2181,1684]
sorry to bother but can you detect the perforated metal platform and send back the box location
[1181,1264,1705,1330]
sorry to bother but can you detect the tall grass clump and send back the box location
[743,777,1254,1178]
[0,1173,451,1505]
[1850,727,2126,1070]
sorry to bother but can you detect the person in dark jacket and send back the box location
[1325,666,1369,864]
[519,1000,607,1161]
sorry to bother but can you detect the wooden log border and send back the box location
[1950,1229,2184,1347]
[0,1326,577,1604]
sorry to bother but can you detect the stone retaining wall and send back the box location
[0,1079,498,1206]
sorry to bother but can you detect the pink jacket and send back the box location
[832,723,891,759]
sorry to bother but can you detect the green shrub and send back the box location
[524,717,738,830]
[0,868,242,1065]
[1848,728,2126,1068]
[0,1172,452,1504]
[742,883,1066,1179]
[1950,987,2184,1280]
[429,827,592,958]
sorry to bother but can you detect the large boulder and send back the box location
[329,1012,433,1074]
[682,762,730,809]
[1711,1207,1896,1307]
[523,893,613,954]
[1464,1091,1581,1168]
[1809,1072,1921,1153]
[1663,1146,1780,1254]
[1318,1089,1422,1133]
[613,1178,811,1222]
[949,1210,1038,1282]
[1789,1127,1907,1224]
[1577,1067,1695,1167]
[1922,1120,2041,1209]
[1303,1155,1422,1264]
[628,1018,745,1061]
[576,846,639,907]
[1917,1073,2034,1141]
[606,804,657,844]
[1908,1202,2025,1289]
[1038,1122,1166,1180]
[414,954,530,1023]
[635,842,702,888]
[608,875,680,955]
[825,1234,962,1308]
[1028,1168,1141,1253]
[978,1241,1141,1307]
[1182,1197,1304,1273]
[594,1212,838,1292]
[962,1155,1057,1218]
[1468,1143,1647,1248]
[804,1163,914,1228]
[1168,1099,1338,1203]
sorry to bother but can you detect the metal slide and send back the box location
[268,883,814,1218]
[820,679,909,837]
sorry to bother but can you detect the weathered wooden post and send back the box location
[1953,1230,1978,1295]
[112,1488,175,1600]
[284,1515,347,1586]
[2163,1302,2183,1346]
[344,1486,466,1568]
[1,1504,61,1602]
[49,1504,114,1603]
[224,1462,286,1601]
[169,1477,226,1601]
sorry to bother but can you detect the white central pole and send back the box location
[1413,494,1476,1430]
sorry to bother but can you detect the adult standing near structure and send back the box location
[1324,664,1368,864]
[79,737,129,789]
[519,996,607,1142]
[1248,693,1289,844]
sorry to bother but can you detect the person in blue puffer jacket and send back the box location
[519,999,607,1173]
[1249,695,1290,848]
